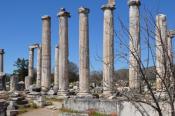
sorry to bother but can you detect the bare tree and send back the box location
[115,5,175,116]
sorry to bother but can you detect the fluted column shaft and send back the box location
[78,7,91,96]
[156,14,167,90]
[41,16,51,93]
[54,45,59,92]
[28,48,34,86]
[102,4,115,96]
[36,46,42,88]
[128,0,141,91]
[58,8,70,96]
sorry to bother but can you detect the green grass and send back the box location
[59,108,80,113]
[46,97,64,102]
[18,101,38,114]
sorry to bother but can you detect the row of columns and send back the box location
[26,4,116,97]
[26,0,174,96]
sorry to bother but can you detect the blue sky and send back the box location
[0,0,174,73]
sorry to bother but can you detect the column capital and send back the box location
[57,8,70,17]
[156,14,166,22]
[168,30,175,38]
[101,4,115,11]
[0,49,4,54]
[79,7,90,14]
[128,0,141,7]
[42,15,51,20]
[28,47,34,51]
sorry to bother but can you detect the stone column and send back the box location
[36,46,42,88]
[155,14,167,91]
[53,45,59,93]
[10,75,17,91]
[0,49,4,73]
[128,0,141,91]
[28,47,34,86]
[41,15,51,93]
[0,49,6,91]
[57,8,70,97]
[78,7,91,97]
[167,32,174,87]
[102,4,115,97]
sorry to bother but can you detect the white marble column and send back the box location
[155,14,167,91]
[128,0,141,91]
[53,45,59,93]
[78,7,91,97]
[102,4,115,96]
[41,15,51,93]
[28,47,34,86]
[57,8,70,97]
[36,46,42,88]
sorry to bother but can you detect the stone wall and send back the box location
[63,98,171,116]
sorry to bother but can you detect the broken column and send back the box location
[10,75,17,91]
[155,14,167,91]
[0,49,6,91]
[53,45,59,93]
[78,7,91,97]
[41,15,51,93]
[57,8,70,97]
[36,46,42,88]
[102,3,115,96]
[128,0,141,91]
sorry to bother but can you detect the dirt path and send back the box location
[19,108,60,116]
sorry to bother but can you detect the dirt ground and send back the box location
[19,108,60,116]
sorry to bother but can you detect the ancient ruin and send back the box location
[0,0,175,116]
[57,8,70,97]
[128,0,141,91]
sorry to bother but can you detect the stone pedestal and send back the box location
[155,14,167,91]
[41,15,51,93]
[53,45,59,93]
[102,4,115,97]
[57,8,70,97]
[78,7,91,97]
[128,0,141,91]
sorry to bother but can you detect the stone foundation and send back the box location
[63,98,171,116]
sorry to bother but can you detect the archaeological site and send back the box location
[0,0,175,116]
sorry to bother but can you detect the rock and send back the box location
[47,89,56,95]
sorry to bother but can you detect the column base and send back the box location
[77,92,92,98]
[57,90,69,99]
[102,90,113,98]
[53,86,59,94]
[41,87,49,95]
